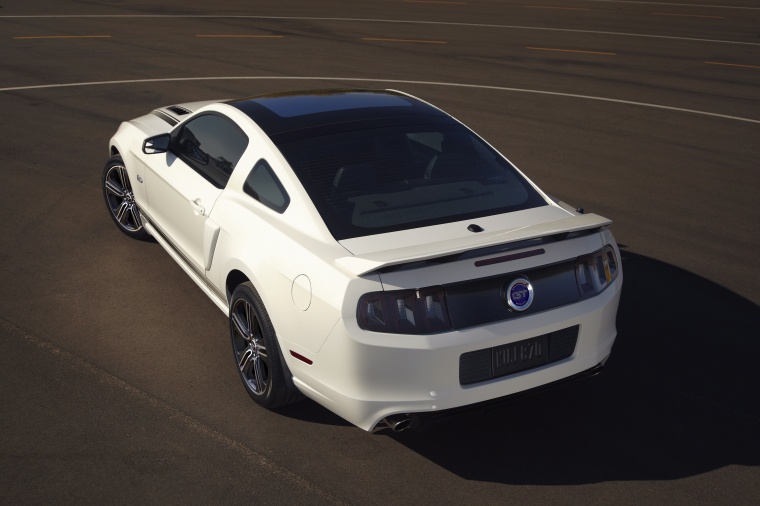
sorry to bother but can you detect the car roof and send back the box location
[227,89,455,144]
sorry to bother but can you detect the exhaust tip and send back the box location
[372,414,412,433]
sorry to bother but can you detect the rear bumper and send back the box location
[289,276,622,432]
[404,360,607,432]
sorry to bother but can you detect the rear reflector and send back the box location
[290,350,313,365]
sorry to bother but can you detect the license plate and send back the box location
[492,334,548,378]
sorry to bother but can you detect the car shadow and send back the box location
[386,250,760,484]
[276,251,760,484]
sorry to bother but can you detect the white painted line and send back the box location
[0,76,757,124]
[0,15,757,46]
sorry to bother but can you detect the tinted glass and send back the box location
[278,123,547,240]
[175,114,248,188]
[243,159,290,213]
[255,92,412,118]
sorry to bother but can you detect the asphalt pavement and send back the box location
[1,0,758,504]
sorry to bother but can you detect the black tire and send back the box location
[229,282,302,409]
[102,155,149,240]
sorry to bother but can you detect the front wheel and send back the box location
[230,282,302,409]
[102,155,149,240]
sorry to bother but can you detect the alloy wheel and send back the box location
[104,164,143,233]
[231,298,270,395]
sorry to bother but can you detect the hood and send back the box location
[129,100,223,135]
[335,205,610,276]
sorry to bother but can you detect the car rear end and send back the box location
[238,89,622,431]
[293,214,621,432]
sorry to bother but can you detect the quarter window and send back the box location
[244,159,290,213]
[175,113,248,188]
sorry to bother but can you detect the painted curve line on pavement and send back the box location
[1,76,758,125]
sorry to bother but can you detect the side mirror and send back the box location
[142,133,171,154]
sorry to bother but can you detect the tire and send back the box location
[102,155,149,240]
[229,282,302,409]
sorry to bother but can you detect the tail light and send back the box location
[576,246,619,298]
[357,286,452,334]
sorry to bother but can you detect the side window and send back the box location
[175,113,248,188]
[244,159,290,213]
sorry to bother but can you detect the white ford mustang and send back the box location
[103,89,622,432]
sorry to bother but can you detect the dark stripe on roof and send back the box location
[228,89,453,144]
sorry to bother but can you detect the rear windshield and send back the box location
[278,123,547,240]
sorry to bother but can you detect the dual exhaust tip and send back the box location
[372,414,412,433]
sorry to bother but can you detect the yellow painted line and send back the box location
[525,5,591,10]
[705,61,760,69]
[404,0,467,4]
[527,46,616,55]
[363,37,447,44]
[196,34,284,38]
[13,35,111,39]
[652,12,724,19]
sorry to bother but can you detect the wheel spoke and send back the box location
[255,340,267,359]
[104,178,125,198]
[115,201,130,225]
[128,204,142,228]
[238,348,254,375]
[117,166,131,191]
[245,302,254,335]
[231,309,251,342]
[252,356,266,393]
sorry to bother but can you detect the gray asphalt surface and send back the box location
[1,0,758,504]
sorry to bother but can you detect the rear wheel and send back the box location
[102,155,149,240]
[230,282,302,408]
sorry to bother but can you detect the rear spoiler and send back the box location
[335,213,611,276]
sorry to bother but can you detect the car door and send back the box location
[144,112,249,276]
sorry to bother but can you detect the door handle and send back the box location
[191,198,205,216]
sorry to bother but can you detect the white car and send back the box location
[103,89,622,432]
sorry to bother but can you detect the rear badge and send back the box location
[504,277,534,312]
